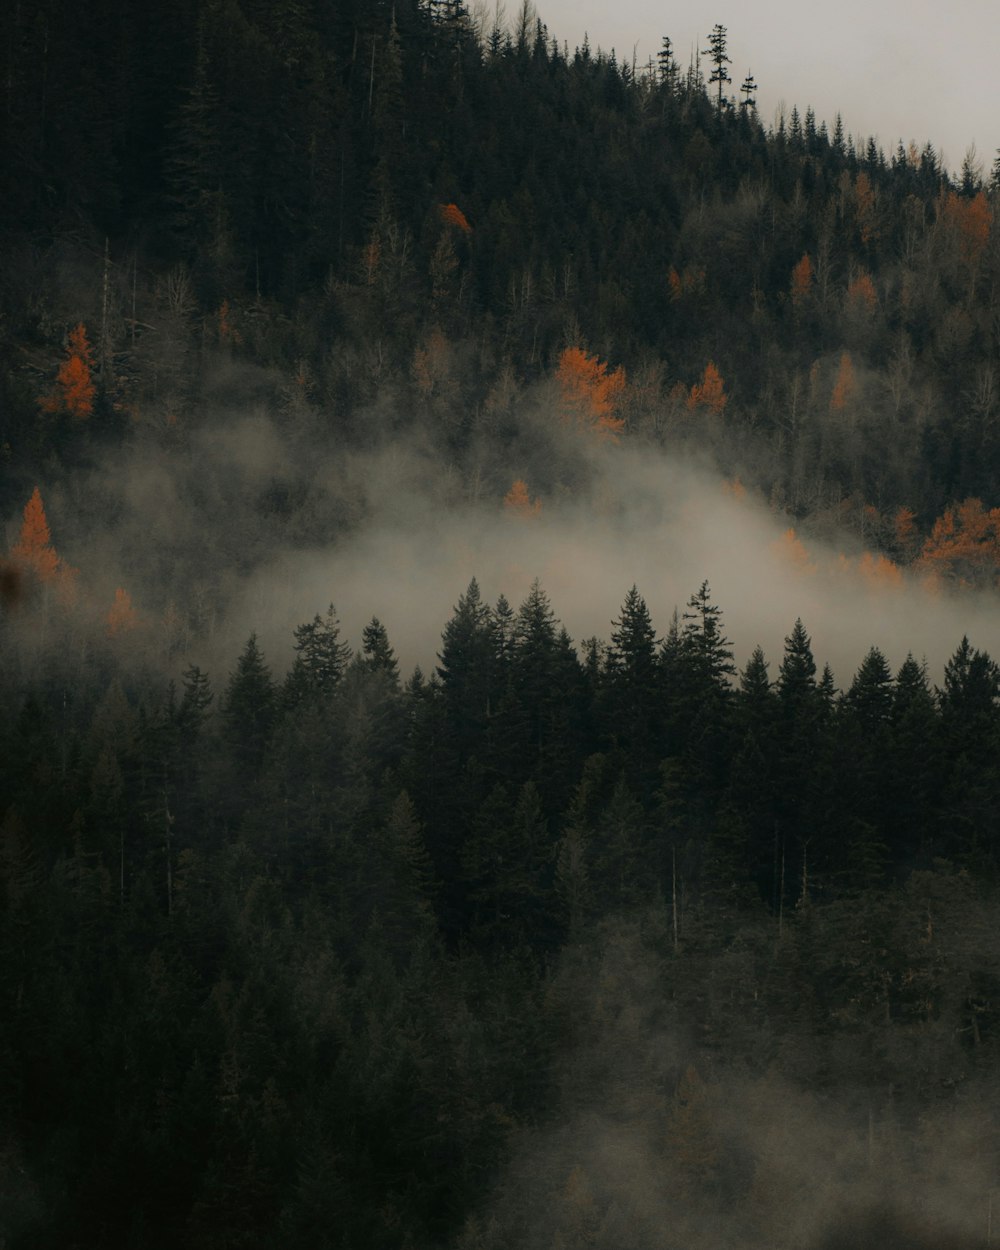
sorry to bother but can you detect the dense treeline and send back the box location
[4,0,1000,562]
[5,2,1000,1245]
[3,578,1000,1245]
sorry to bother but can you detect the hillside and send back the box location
[3,4,1000,1248]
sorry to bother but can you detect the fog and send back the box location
[451,919,994,1250]
[7,380,1000,690]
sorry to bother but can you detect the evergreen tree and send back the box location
[224,633,277,781]
[285,605,352,707]
[361,617,399,687]
[703,25,732,111]
[605,585,661,791]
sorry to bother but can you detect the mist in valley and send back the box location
[7,368,999,697]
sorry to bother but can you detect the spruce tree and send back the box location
[703,25,732,111]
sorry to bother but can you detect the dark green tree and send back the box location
[224,633,277,782]
[284,605,352,707]
[703,25,732,111]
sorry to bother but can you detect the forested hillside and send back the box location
[3,1,1000,1247]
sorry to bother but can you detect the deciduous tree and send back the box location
[40,324,95,420]
[556,346,626,438]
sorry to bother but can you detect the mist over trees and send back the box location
[3,1,1000,1247]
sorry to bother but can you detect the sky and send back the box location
[530,0,997,177]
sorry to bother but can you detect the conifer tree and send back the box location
[224,634,276,779]
[703,25,732,111]
[285,605,352,706]
[361,617,399,686]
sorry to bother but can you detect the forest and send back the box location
[3,0,1000,1246]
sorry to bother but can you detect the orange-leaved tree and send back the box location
[830,352,856,411]
[915,498,1000,586]
[687,361,727,414]
[106,588,140,637]
[845,270,877,316]
[854,172,879,246]
[9,486,78,604]
[858,552,904,591]
[503,479,541,518]
[556,347,625,439]
[40,323,95,420]
[11,487,60,581]
[772,527,816,575]
[790,253,813,307]
[439,203,472,234]
[940,189,992,269]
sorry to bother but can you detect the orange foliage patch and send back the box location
[772,527,817,575]
[858,552,903,592]
[556,347,626,439]
[916,497,1000,585]
[217,299,242,345]
[893,506,918,561]
[361,232,381,285]
[940,190,992,268]
[790,253,813,306]
[854,172,879,246]
[504,478,542,518]
[830,352,856,411]
[40,323,95,420]
[9,486,77,602]
[412,328,451,398]
[439,203,472,234]
[12,487,60,582]
[722,476,746,500]
[668,264,706,301]
[106,587,140,637]
[846,270,877,315]
[687,361,727,414]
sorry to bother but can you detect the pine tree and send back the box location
[224,634,276,780]
[844,647,894,734]
[285,605,352,706]
[361,617,399,686]
[605,585,661,791]
[703,25,732,111]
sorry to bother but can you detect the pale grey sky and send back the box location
[531,0,996,177]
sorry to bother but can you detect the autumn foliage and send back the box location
[854,172,879,246]
[772,528,816,575]
[790,253,813,306]
[40,323,95,420]
[858,552,903,591]
[556,347,625,438]
[12,487,60,581]
[916,498,1000,586]
[106,587,140,636]
[940,190,992,268]
[9,486,77,603]
[668,264,706,301]
[439,203,472,234]
[830,352,856,411]
[503,479,541,518]
[845,270,877,316]
[687,362,727,414]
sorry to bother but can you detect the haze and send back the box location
[531,0,997,175]
[15,389,1000,693]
